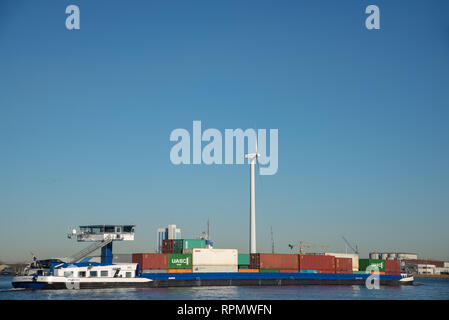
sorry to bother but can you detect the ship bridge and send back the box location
[67,225,135,264]
[76,225,135,242]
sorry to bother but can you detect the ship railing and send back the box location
[67,235,114,263]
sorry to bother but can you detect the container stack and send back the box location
[162,239,207,254]
[250,253,299,272]
[299,254,335,273]
[237,254,259,272]
[325,253,359,271]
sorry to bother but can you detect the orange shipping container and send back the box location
[238,269,259,273]
[368,271,385,275]
[279,269,299,273]
[168,269,193,273]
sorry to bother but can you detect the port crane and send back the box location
[342,236,359,254]
[288,241,328,255]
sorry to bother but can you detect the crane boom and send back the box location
[342,236,359,254]
[288,241,328,255]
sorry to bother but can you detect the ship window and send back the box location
[101,270,108,277]
[64,271,74,277]
[90,271,97,277]
[126,272,132,278]
[79,271,86,277]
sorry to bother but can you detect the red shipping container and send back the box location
[299,254,335,273]
[250,254,299,270]
[335,257,352,274]
[385,260,401,275]
[132,253,168,270]
[162,240,174,254]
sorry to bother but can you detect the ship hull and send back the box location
[12,273,413,290]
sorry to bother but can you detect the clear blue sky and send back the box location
[1,0,449,263]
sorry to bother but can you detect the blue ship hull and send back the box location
[140,272,410,287]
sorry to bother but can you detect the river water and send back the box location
[1,276,448,300]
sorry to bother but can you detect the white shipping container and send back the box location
[325,253,359,271]
[444,262,449,268]
[185,248,238,266]
[142,269,168,273]
[192,265,238,273]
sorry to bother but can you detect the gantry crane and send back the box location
[288,241,328,255]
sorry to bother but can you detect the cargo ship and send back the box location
[12,225,414,290]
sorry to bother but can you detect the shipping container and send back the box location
[353,271,368,274]
[335,257,353,274]
[325,253,359,271]
[142,269,168,273]
[238,254,250,266]
[132,253,169,270]
[168,254,192,269]
[238,269,259,273]
[186,248,238,266]
[167,269,193,273]
[238,265,250,269]
[359,259,385,272]
[192,265,238,273]
[173,239,207,253]
[112,254,133,263]
[260,269,280,272]
[279,269,299,273]
[299,255,335,273]
[250,253,299,270]
[162,239,174,254]
[300,270,318,273]
[385,260,401,275]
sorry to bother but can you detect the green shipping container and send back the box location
[173,239,206,253]
[359,259,385,272]
[168,254,192,269]
[238,254,250,266]
[260,269,280,273]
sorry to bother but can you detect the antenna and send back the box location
[270,226,275,254]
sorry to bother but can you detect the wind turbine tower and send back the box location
[245,143,260,254]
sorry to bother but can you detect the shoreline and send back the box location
[413,274,449,279]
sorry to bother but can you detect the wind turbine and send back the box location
[245,138,261,254]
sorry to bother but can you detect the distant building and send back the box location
[369,252,418,260]
[157,224,181,253]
